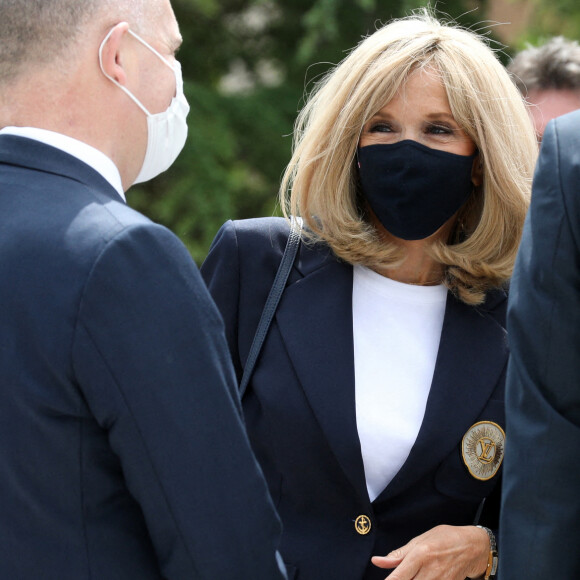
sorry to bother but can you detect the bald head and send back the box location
[0,1,98,82]
[0,0,164,83]
[0,0,181,190]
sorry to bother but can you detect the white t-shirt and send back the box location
[352,265,447,502]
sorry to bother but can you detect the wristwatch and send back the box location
[476,525,498,579]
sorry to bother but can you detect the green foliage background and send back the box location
[130,0,578,264]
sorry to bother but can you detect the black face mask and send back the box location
[357,140,477,241]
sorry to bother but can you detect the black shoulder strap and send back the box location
[239,218,302,398]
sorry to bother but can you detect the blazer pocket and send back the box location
[434,401,505,502]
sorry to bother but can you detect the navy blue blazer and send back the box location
[202,217,508,580]
[500,110,580,578]
[0,136,285,579]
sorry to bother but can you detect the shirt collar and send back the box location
[0,126,125,201]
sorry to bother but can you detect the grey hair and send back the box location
[0,0,151,83]
[508,36,580,95]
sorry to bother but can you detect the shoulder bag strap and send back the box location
[239,217,302,398]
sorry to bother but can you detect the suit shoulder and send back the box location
[203,217,290,285]
[86,193,153,229]
[208,218,291,267]
[230,217,291,249]
[69,198,189,275]
[547,110,580,175]
[553,109,580,141]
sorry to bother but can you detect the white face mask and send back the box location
[99,28,190,185]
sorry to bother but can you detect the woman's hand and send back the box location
[371,524,489,580]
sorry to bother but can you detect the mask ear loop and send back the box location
[126,29,173,68]
[98,27,176,117]
[128,30,184,101]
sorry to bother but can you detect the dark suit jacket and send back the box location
[202,217,509,579]
[0,136,285,579]
[500,110,580,578]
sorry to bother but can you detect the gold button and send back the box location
[355,515,371,535]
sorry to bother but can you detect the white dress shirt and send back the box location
[0,126,125,201]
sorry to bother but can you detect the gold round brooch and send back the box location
[461,421,505,481]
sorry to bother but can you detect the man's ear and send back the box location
[471,153,483,187]
[99,22,130,86]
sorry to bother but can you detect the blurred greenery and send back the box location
[130,0,579,264]
[512,0,580,48]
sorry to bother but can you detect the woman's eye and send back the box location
[427,124,453,135]
[369,122,393,133]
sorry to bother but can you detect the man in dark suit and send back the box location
[500,109,580,577]
[0,1,285,578]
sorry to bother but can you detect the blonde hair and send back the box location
[281,12,538,305]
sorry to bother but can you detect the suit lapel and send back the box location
[276,252,369,499]
[272,237,507,505]
[375,292,508,502]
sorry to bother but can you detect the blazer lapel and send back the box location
[375,292,508,502]
[276,253,368,499]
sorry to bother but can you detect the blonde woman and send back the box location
[202,13,537,580]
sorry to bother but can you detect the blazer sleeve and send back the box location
[500,115,580,578]
[200,220,243,380]
[72,222,285,579]
[201,218,290,384]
